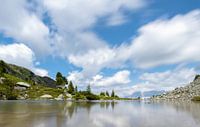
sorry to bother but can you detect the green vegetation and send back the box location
[0,60,126,100]
[56,72,68,85]
[0,79,18,100]
[27,85,64,99]
[100,92,105,96]
[192,96,200,101]
[86,85,91,94]
[111,90,115,97]
[68,81,75,94]
[4,74,25,83]
[106,91,109,96]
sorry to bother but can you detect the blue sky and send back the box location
[0,0,200,97]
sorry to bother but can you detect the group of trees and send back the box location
[56,72,78,94]
[68,81,78,94]
[56,72,68,85]
[100,90,117,97]
[55,72,119,100]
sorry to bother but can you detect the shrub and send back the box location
[0,79,18,100]
[192,96,200,101]
[73,93,86,100]
[85,93,100,100]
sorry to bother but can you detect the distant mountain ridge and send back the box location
[129,90,165,98]
[0,60,56,87]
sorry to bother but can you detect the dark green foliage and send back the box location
[115,95,119,98]
[192,96,200,101]
[0,79,17,100]
[56,72,67,85]
[86,85,91,94]
[0,60,6,76]
[106,91,109,96]
[68,81,75,94]
[73,92,85,100]
[85,93,100,100]
[100,92,105,96]
[194,75,200,81]
[111,90,115,97]
[63,77,68,84]
[79,91,100,100]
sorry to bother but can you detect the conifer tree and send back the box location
[106,91,109,97]
[111,90,115,97]
[68,81,75,94]
[86,85,91,94]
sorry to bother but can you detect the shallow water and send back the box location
[0,100,200,127]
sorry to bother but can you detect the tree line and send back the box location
[55,72,118,99]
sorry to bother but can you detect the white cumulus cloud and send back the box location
[91,70,131,87]
[0,0,52,56]
[116,67,197,97]
[0,43,48,77]
[131,10,200,68]
[67,70,131,92]
[68,9,200,76]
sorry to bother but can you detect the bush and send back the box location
[192,96,200,101]
[85,93,100,100]
[0,79,18,100]
[27,85,64,99]
[78,91,100,100]
[73,93,86,100]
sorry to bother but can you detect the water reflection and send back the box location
[0,100,199,127]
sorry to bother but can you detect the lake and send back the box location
[0,100,200,127]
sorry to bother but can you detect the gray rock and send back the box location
[55,94,64,100]
[151,75,200,101]
[40,94,53,99]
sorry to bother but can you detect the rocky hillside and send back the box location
[152,75,200,101]
[0,60,56,87]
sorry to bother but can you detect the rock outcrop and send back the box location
[152,75,200,101]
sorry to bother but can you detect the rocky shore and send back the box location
[151,75,200,101]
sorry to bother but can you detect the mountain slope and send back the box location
[152,75,200,101]
[0,60,56,87]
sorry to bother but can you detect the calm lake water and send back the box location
[0,100,200,127]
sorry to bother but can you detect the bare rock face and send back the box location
[152,75,200,101]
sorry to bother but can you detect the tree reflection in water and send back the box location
[0,100,200,127]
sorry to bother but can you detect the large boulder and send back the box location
[55,94,64,100]
[16,82,31,87]
[0,77,5,84]
[40,94,53,99]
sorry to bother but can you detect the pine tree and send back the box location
[106,91,109,97]
[111,90,115,97]
[86,85,91,94]
[63,77,68,85]
[56,72,68,85]
[0,60,6,76]
[100,92,105,96]
[56,72,64,85]
[68,81,75,94]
